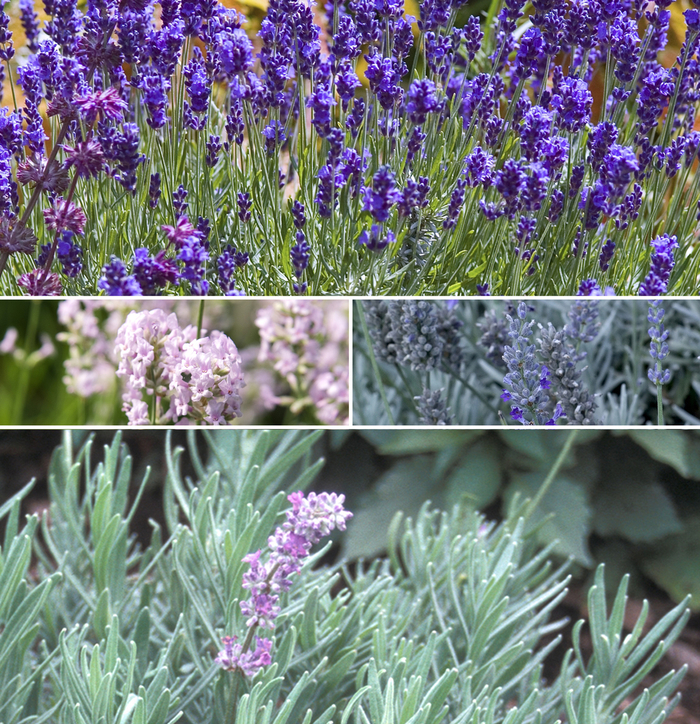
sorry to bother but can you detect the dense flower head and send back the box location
[415,387,453,425]
[17,268,62,296]
[551,76,593,133]
[56,232,83,278]
[364,54,403,110]
[218,25,253,76]
[115,308,244,425]
[406,78,440,125]
[98,256,143,296]
[363,166,401,222]
[638,234,678,295]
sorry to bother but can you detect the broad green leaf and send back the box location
[592,479,682,543]
[444,437,502,509]
[359,430,481,455]
[626,430,700,479]
[341,457,440,559]
[640,517,700,608]
[505,475,593,564]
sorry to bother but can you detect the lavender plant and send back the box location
[647,300,672,425]
[0,429,691,724]
[355,298,700,425]
[0,298,349,424]
[0,0,699,294]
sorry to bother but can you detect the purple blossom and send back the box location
[149,173,161,208]
[332,15,360,61]
[306,81,336,138]
[495,159,525,217]
[206,135,221,167]
[647,300,671,386]
[363,166,401,222]
[226,98,245,146]
[291,231,310,278]
[237,192,252,222]
[638,233,678,295]
[44,198,87,235]
[599,238,615,271]
[218,26,253,76]
[184,47,211,115]
[637,65,674,134]
[17,268,62,296]
[132,248,179,294]
[551,76,592,133]
[358,224,396,251]
[514,27,543,80]
[587,122,619,170]
[56,232,82,278]
[443,176,466,229]
[19,0,40,53]
[336,60,360,110]
[218,243,248,295]
[600,144,639,199]
[464,147,495,187]
[216,491,352,676]
[519,106,552,163]
[364,54,403,110]
[406,78,440,125]
[74,88,128,125]
[98,256,142,295]
[137,66,171,129]
[262,120,287,153]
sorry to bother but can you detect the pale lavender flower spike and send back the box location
[215,491,352,676]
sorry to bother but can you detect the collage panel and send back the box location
[0,298,349,425]
[354,298,700,426]
[0,428,698,724]
[0,0,696,296]
[0,0,699,716]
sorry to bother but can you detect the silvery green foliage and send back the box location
[0,431,690,724]
[355,300,700,425]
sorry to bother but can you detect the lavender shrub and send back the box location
[355,298,700,425]
[0,0,698,294]
[0,430,690,724]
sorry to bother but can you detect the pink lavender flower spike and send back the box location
[285,491,353,545]
[115,309,245,425]
[216,491,351,676]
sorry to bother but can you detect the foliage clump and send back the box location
[0,430,690,724]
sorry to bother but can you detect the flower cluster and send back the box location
[364,300,464,371]
[0,0,697,294]
[57,300,126,397]
[115,309,244,425]
[414,387,453,426]
[253,300,349,425]
[537,302,600,425]
[501,302,564,425]
[648,301,672,387]
[215,491,352,677]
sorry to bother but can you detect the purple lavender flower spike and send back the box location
[501,302,555,425]
[216,492,352,676]
[647,300,671,386]
[638,234,678,295]
[363,166,401,222]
